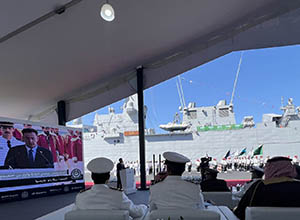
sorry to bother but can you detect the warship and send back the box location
[82,94,300,165]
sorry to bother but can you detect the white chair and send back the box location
[202,192,234,209]
[64,209,130,220]
[210,206,240,220]
[245,207,300,220]
[148,209,220,220]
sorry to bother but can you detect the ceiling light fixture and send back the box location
[100,1,115,22]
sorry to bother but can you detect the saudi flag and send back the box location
[238,147,247,156]
[253,145,263,156]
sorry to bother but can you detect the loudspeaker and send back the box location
[57,100,66,125]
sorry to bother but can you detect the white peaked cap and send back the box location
[87,157,114,174]
[163,151,190,163]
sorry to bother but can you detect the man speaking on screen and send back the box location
[4,128,54,169]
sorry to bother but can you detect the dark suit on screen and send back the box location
[4,145,54,169]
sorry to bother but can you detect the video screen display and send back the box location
[0,118,84,201]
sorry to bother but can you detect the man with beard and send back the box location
[0,122,24,167]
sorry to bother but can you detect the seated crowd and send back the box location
[74,152,300,220]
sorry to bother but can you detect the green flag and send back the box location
[253,145,263,156]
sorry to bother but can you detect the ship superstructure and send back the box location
[83,95,300,165]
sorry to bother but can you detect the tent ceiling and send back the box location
[1,0,300,123]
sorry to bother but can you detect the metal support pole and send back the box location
[159,154,162,172]
[137,66,147,190]
[57,100,66,126]
[153,154,156,179]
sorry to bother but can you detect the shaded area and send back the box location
[0,171,250,220]
[0,192,77,220]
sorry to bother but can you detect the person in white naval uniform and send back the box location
[0,121,24,167]
[149,151,205,211]
[75,157,148,220]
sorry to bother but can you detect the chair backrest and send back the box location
[246,207,300,220]
[149,209,220,220]
[64,209,130,220]
[202,192,234,208]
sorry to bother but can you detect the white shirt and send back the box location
[149,175,205,211]
[75,184,147,220]
[0,136,24,166]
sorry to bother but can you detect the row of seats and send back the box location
[64,191,300,219]
[65,209,221,220]
[202,192,235,208]
[65,207,300,220]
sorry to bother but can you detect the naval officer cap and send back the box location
[87,157,114,174]
[163,151,190,163]
[0,121,14,128]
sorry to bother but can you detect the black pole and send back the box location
[159,154,162,172]
[137,66,147,190]
[57,100,66,126]
[153,154,156,180]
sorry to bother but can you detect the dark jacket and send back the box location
[234,177,300,220]
[200,179,230,192]
[117,163,125,172]
[4,145,54,169]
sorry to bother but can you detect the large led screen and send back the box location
[0,117,84,202]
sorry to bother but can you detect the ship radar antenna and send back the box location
[230,52,244,106]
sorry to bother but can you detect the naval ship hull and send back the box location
[81,95,300,165]
[83,120,300,164]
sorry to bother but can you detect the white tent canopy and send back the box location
[1,0,300,124]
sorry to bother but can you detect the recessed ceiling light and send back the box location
[100,3,115,22]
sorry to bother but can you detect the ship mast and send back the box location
[176,80,184,110]
[178,76,186,108]
[176,75,186,109]
[230,52,244,105]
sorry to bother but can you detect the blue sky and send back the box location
[78,45,300,132]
